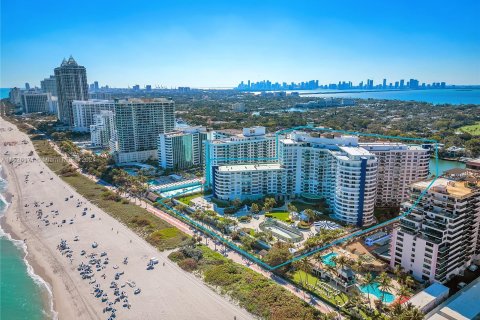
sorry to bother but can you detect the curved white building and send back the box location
[333,147,377,226]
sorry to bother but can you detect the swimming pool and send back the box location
[360,283,395,303]
[322,252,338,267]
[148,179,160,186]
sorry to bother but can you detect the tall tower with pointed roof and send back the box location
[54,56,88,125]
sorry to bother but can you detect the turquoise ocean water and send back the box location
[0,168,55,320]
[1,88,10,99]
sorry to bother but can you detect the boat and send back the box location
[134,288,141,295]
[92,242,98,248]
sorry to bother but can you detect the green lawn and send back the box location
[32,139,189,251]
[460,122,480,136]
[291,270,348,306]
[177,193,202,205]
[267,211,290,222]
[290,200,326,212]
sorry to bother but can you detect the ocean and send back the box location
[0,88,11,99]
[0,167,55,320]
[297,88,480,105]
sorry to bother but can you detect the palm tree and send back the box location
[287,202,297,213]
[313,253,323,288]
[300,257,312,289]
[377,272,393,305]
[353,259,364,273]
[250,203,260,215]
[362,273,375,308]
[404,275,415,290]
[393,264,403,277]
[389,303,404,317]
[398,284,412,301]
[402,302,425,320]
[335,255,349,274]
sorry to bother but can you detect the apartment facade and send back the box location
[21,92,57,114]
[40,75,58,96]
[54,56,89,126]
[90,110,115,148]
[390,172,480,283]
[278,132,378,226]
[112,98,175,163]
[72,99,115,132]
[204,126,277,186]
[210,130,378,226]
[158,126,210,169]
[361,143,430,207]
[213,164,285,201]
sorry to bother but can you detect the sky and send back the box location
[1,0,479,88]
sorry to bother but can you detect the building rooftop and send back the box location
[339,146,373,157]
[413,177,479,198]
[72,99,112,104]
[409,283,449,312]
[217,163,282,172]
[114,98,174,104]
[426,276,480,320]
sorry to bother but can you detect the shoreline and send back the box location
[0,164,61,320]
[0,218,57,320]
[0,116,253,320]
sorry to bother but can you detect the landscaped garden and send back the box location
[168,244,323,320]
[177,192,202,205]
[265,210,291,222]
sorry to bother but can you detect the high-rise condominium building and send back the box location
[158,126,211,170]
[280,132,378,226]
[204,126,277,186]
[9,87,23,106]
[211,131,378,227]
[21,92,57,114]
[72,99,115,132]
[112,98,175,163]
[40,75,58,96]
[390,171,480,283]
[54,56,88,126]
[90,110,115,148]
[361,143,430,207]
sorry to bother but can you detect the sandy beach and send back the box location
[0,115,253,320]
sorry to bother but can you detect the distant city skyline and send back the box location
[1,0,479,88]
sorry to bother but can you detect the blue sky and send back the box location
[1,0,479,88]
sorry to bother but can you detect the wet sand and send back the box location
[0,116,253,320]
